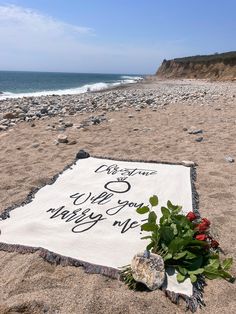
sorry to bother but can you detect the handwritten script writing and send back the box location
[95,164,157,177]
[45,162,157,234]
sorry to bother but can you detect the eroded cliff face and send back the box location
[156,53,236,80]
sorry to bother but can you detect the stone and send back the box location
[65,122,73,128]
[182,160,195,167]
[40,108,48,115]
[31,143,40,148]
[131,252,165,290]
[225,156,234,163]
[3,112,15,119]
[57,134,68,143]
[0,125,7,131]
[188,129,203,135]
[195,137,203,142]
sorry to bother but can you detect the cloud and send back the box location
[0,4,178,73]
[0,4,92,36]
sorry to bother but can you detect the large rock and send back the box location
[131,252,165,290]
[3,112,15,119]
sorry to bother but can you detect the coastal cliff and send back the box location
[156,51,236,80]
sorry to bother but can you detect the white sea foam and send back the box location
[0,77,143,100]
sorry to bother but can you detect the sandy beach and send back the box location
[0,78,236,313]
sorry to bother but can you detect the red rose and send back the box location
[186,212,197,221]
[211,239,219,248]
[195,234,207,241]
[201,218,210,226]
[197,222,209,232]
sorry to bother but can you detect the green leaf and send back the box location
[188,268,204,275]
[167,200,174,209]
[136,206,149,214]
[173,251,187,260]
[141,236,152,240]
[148,211,157,224]
[160,226,174,244]
[208,258,220,269]
[190,274,197,283]
[149,195,158,207]
[184,256,203,270]
[177,266,188,275]
[141,223,157,232]
[161,207,170,218]
[219,270,235,282]
[185,251,197,259]
[163,253,172,261]
[221,258,233,271]
[168,237,191,254]
[177,273,186,283]
[204,265,221,280]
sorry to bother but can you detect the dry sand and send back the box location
[0,79,236,313]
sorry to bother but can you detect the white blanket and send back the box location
[0,156,194,297]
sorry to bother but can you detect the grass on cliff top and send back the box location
[164,51,236,64]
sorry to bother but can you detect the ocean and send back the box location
[0,71,143,100]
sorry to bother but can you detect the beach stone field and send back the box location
[0,78,236,314]
[0,79,235,132]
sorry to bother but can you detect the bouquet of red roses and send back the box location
[136,196,235,283]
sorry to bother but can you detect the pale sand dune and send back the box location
[0,79,236,313]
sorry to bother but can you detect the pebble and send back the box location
[57,134,68,143]
[65,122,73,128]
[225,156,234,163]
[188,129,203,135]
[195,137,204,142]
[195,136,203,142]
[182,160,195,166]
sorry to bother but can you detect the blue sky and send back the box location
[0,0,235,74]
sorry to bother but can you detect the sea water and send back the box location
[0,71,143,100]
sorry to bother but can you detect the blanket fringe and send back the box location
[163,275,206,312]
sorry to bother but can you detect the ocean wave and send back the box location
[0,78,142,100]
[120,75,143,81]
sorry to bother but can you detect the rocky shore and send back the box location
[0,79,235,132]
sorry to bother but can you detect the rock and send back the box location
[195,137,203,142]
[3,112,15,119]
[40,108,48,115]
[92,118,101,125]
[0,125,7,131]
[57,134,68,143]
[31,143,40,148]
[182,160,195,167]
[188,129,203,135]
[225,156,234,163]
[65,122,73,128]
[131,252,165,290]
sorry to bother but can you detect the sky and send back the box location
[0,0,235,74]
